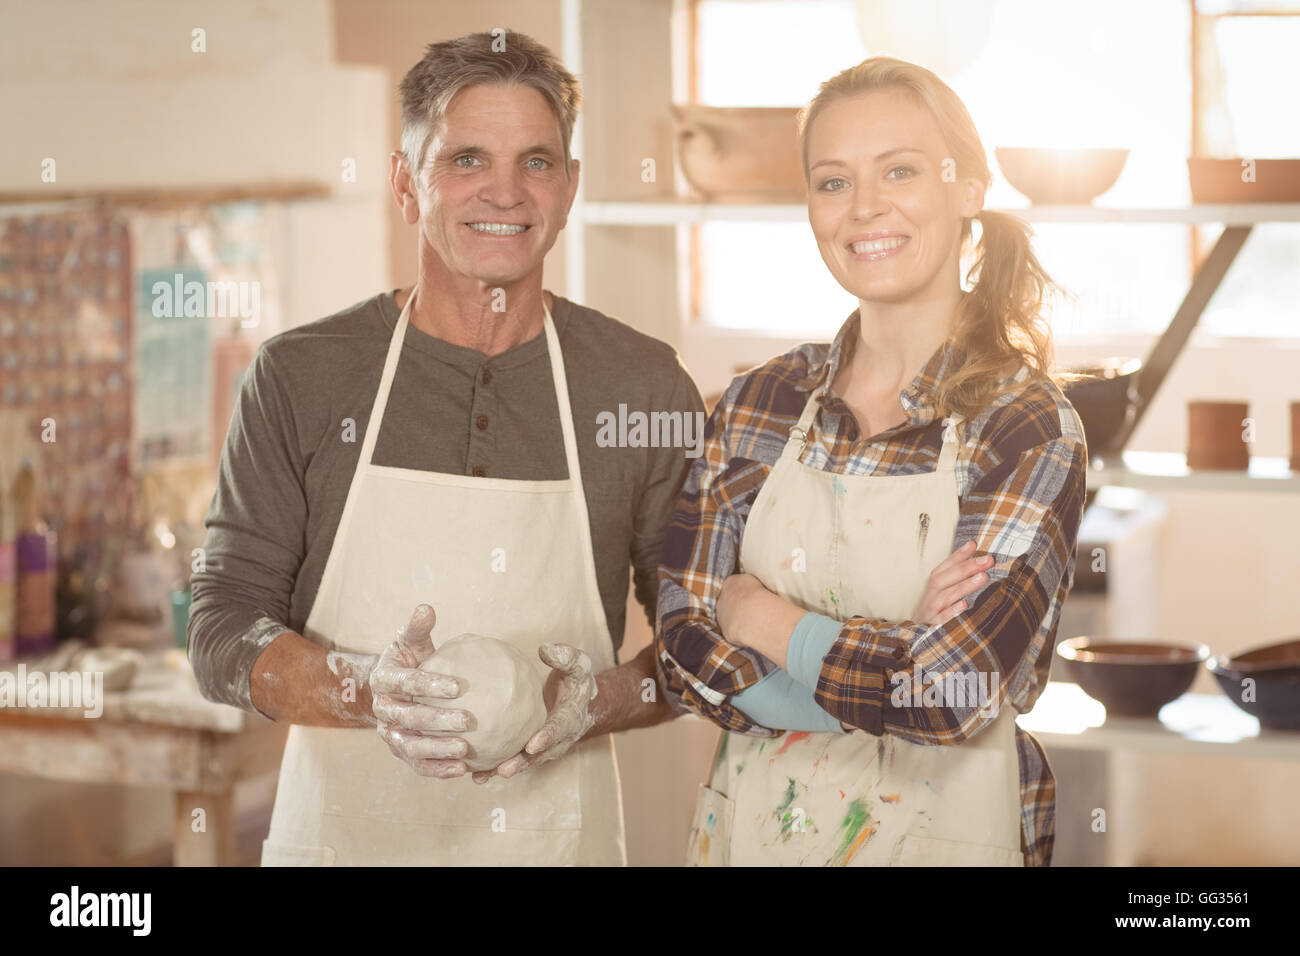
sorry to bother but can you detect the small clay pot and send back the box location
[1188,158,1300,203]
[1290,402,1300,472]
[1187,400,1249,470]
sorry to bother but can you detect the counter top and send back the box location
[1019,681,1300,760]
[0,646,247,733]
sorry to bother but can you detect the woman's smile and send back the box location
[848,233,911,260]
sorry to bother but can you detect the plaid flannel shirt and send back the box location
[655,312,1088,867]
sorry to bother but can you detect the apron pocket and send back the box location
[686,785,734,867]
[890,833,1023,867]
[260,841,337,867]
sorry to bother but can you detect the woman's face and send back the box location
[805,90,983,306]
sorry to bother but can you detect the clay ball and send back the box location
[420,633,548,771]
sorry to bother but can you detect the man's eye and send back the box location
[454,155,480,167]
[527,157,550,170]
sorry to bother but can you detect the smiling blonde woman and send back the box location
[655,56,1088,867]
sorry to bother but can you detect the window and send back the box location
[691,0,1298,340]
[1192,9,1300,337]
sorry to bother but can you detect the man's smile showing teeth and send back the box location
[467,222,530,235]
[850,236,908,255]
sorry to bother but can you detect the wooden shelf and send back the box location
[991,203,1300,224]
[577,198,1300,496]
[0,181,332,211]
[579,200,806,224]
[1085,451,1300,493]
[577,200,1300,226]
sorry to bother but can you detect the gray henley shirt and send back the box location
[187,289,705,716]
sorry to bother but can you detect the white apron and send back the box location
[686,382,1024,866]
[261,292,626,866]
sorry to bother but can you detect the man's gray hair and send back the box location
[399,30,581,177]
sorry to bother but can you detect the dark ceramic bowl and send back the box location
[995,147,1129,205]
[1057,638,1209,717]
[1207,638,1300,730]
[1062,357,1142,456]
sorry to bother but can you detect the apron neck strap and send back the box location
[788,384,966,476]
[936,413,964,473]
[785,384,826,460]
[359,291,415,469]
[539,300,584,484]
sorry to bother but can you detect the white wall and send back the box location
[0,0,387,195]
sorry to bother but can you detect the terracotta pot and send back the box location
[1187,400,1250,470]
[1291,402,1300,472]
[671,105,806,202]
[1187,158,1300,204]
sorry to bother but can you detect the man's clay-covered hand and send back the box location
[371,603,474,778]
[471,642,597,784]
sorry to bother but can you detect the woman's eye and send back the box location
[888,165,915,180]
[818,177,847,192]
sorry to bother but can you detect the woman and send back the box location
[655,57,1087,867]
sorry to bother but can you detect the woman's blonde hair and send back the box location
[798,56,1077,421]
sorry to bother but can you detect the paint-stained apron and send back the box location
[686,382,1024,866]
[261,292,626,866]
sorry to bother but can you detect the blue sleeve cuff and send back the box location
[731,668,845,734]
[787,612,843,688]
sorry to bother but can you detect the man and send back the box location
[188,30,703,866]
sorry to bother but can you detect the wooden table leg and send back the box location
[174,789,238,866]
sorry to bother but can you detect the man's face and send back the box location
[805,90,981,305]
[406,83,578,287]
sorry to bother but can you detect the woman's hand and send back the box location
[716,573,804,669]
[716,573,766,645]
[912,540,994,626]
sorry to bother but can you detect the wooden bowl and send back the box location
[1188,158,1300,204]
[994,148,1128,205]
[1187,401,1249,470]
[1207,638,1300,730]
[1057,638,1208,717]
[671,105,805,202]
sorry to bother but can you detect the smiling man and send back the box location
[187,30,704,866]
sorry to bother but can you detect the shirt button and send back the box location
[471,466,486,478]
[476,414,489,430]
[481,368,492,385]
